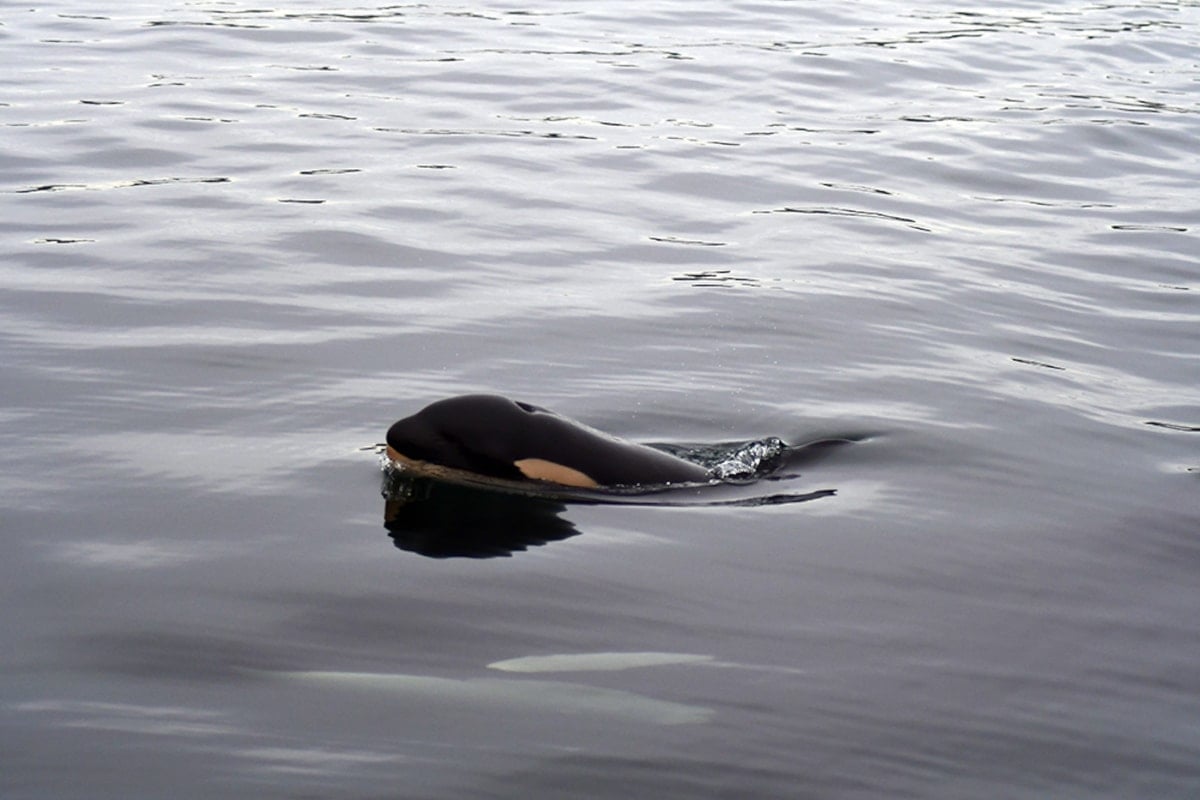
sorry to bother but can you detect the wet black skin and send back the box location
[386,394,711,487]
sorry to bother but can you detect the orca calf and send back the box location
[386,394,710,488]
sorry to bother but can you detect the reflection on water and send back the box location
[383,474,580,559]
[275,668,713,726]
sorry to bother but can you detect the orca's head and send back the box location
[385,414,446,466]
[385,398,524,481]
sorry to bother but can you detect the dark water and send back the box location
[3,1,1199,797]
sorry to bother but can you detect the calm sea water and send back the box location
[3,1,1199,797]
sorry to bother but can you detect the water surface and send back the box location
[3,1,1199,798]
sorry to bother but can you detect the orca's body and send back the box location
[386,394,710,488]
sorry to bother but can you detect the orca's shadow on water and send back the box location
[380,437,856,560]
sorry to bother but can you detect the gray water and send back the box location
[3,1,1199,797]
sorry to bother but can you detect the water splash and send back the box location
[657,437,790,482]
[711,437,789,480]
